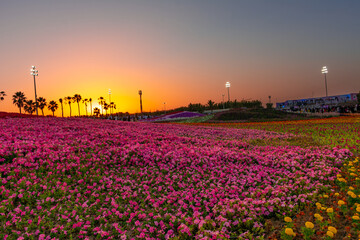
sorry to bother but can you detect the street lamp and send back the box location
[321,66,328,97]
[225,82,230,102]
[30,66,39,115]
[138,90,143,113]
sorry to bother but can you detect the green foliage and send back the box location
[216,109,305,121]
[0,153,17,165]
[266,103,273,109]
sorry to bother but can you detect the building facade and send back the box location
[276,93,358,111]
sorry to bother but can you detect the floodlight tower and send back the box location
[225,82,231,102]
[321,66,328,97]
[138,90,143,113]
[30,66,39,115]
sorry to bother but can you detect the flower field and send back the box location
[190,116,360,239]
[0,117,355,239]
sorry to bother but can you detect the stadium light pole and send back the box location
[225,82,230,102]
[138,90,143,113]
[321,66,328,97]
[30,66,39,115]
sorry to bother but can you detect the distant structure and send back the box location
[138,90,143,113]
[276,93,358,112]
[225,82,231,102]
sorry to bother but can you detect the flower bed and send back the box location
[0,118,351,239]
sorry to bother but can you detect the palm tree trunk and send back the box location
[77,102,80,116]
[61,103,64,117]
[69,103,72,117]
[19,107,21,114]
[41,109,44,116]
[52,111,55,117]
[90,102,93,116]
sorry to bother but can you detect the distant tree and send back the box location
[0,91,6,101]
[89,98,93,116]
[82,98,88,116]
[110,102,116,114]
[188,103,194,111]
[65,96,72,117]
[266,103,273,109]
[98,97,105,115]
[109,101,116,115]
[59,98,64,117]
[37,97,47,116]
[12,91,26,114]
[93,107,100,117]
[24,100,36,115]
[72,94,82,116]
[48,100,58,116]
[103,102,109,116]
[187,103,205,113]
[207,100,214,112]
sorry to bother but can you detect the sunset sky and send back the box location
[1,0,359,116]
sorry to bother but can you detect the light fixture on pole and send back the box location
[225,82,230,102]
[30,66,39,115]
[138,90,143,113]
[321,66,328,97]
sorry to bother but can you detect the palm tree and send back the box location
[93,107,100,117]
[98,97,105,115]
[109,101,116,115]
[65,96,72,117]
[48,100,58,116]
[72,94,82,116]
[37,97,47,116]
[207,100,215,113]
[0,91,6,101]
[12,91,26,114]
[59,98,64,117]
[24,100,36,115]
[82,98,88,116]
[110,102,116,114]
[104,102,109,116]
[89,98,93,116]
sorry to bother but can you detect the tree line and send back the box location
[173,99,264,113]
[1,90,273,117]
[0,91,116,117]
